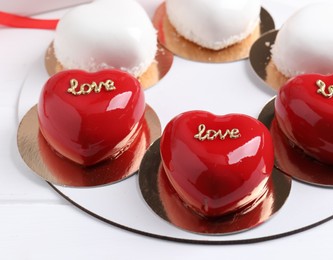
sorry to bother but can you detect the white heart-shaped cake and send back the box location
[54,0,157,77]
[165,0,261,50]
[271,3,333,78]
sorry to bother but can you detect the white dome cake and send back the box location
[53,0,157,77]
[271,3,333,78]
[165,0,261,50]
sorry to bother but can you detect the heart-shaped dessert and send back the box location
[160,111,274,218]
[165,0,261,50]
[38,69,145,166]
[271,3,333,78]
[275,74,333,164]
[53,0,157,77]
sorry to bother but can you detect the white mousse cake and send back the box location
[53,0,157,77]
[271,3,333,78]
[165,0,261,50]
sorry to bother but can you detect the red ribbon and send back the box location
[0,11,58,30]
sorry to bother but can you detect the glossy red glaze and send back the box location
[38,69,145,166]
[160,111,274,218]
[158,166,274,233]
[275,74,333,164]
[270,118,333,183]
[38,119,150,186]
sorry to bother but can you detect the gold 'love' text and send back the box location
[316,80,333,98]
[67,79,116,96]
[194,124,241,141]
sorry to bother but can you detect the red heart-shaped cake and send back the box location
[275,74,333,164]
[160,111,274,218]
[38,69,145,166]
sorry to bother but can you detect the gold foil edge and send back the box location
[249,30,289,91]
[45,43,174,90]
[17,104,161,188]
[258,97,333,187]
[153,3,275,63]
[138,138,291,235]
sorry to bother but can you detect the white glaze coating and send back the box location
[272,3,333,78]
[53,0,157,77]
[165,0,261,50]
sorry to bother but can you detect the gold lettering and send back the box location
[67,79,116,96]
[194,124,241,141]
[80,83,94,95]
[100,80,116,91]
[67,79,79,95]
[194,124,207,140]
[316,80,333,98]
